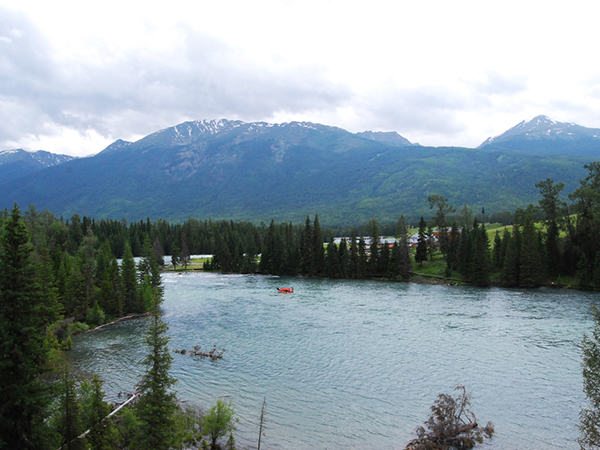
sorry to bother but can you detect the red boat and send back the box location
[278,288,294,293]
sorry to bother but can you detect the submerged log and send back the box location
[174,345,225,359]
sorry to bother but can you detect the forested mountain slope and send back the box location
[0,119,593,225]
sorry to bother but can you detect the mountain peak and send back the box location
[478,115,600,155]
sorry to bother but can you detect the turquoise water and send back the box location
[69,272,600,449]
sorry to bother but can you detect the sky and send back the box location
[1,0,600,157]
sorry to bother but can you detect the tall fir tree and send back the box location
[580,306,600,448]
[415,217,428,267]
[299,216,313,275]
[470,223,491,286]
[121,241,141,313]
[52,364,87,450]
[82,375,118,450]
[312,215,325,276]
[135,297,178,450]
[0,204,58,449]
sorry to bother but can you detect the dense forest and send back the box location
[2,161,600,448]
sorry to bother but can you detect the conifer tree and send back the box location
[398,235,413,280]
[0,204,58,449]
[580,306,600,448]
[135,297,177,450]
[357,235,368,278]
[349,231,358,278]
[378,239,390,276]
[470,223,491,286]
[325,241,339,277]
[82,375,118,450]
[388,242,401,279]
[312,215,325,276]
[338,238,349,278]
[367,218,380,275]
[502,227,521,287]
[53,364,87,450]
[520,216,542,287]
[121,241,140,313]
[299,216,313,275]
[415,217,428,267]
[139,235,163,298]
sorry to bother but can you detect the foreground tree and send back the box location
[0,204,59,449]
[52,364,87,450]
[134,296,178,450]
[580,306,600,449]
[406,386,493,450]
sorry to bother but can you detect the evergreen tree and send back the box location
[580,306,600,448]
[139,235,163,298]
[492,231,503,269]
[97,251,123,319]
[121,242,140,313]
[378,239,390,276]
[536,178,565,279]
[502,227,521,287]
[82,375,118,450]
[446,222,461,273]
[299,216,313,275]
[349,231,358,279]
[520,216,542,287]
[415,217,428,267]
[337,238,349,278]
[171,244,181,271]
[0,204,58,449]
[153,236,165,268]
[388,242,401,279]
[357,235,368,278]
[312,215,325,276]
[135,298,177,450]
[367,218,380,275]
[52,364,87,450]
[470,223,491,287]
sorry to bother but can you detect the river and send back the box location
[68,272,600,449]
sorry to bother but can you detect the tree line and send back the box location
[0,204,238,450]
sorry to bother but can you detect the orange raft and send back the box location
[277,288,294,293]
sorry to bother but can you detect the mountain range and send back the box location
[0,115,598,225]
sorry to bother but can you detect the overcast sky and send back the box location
[2,0,600,156]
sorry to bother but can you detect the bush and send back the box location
[203,399,237,450]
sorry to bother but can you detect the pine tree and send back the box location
[502,227,521,287]
[121,242,140,313]
[580,306,600,448]
[337,238,349,278]
[312,215,325,276]
[349,231,358,278]
[367,218,380,275]
[357,235,368,278]
[325,241,339,277]
[415,217,428,267]
[53,364,87,450]
[0,204,58,449]
[470,223,491,287]
[139,235,163,298]
[398,235,413,280]
[299,216,313,275]
[520,217,542,287]
[82,375,117,450]
[135,298,178,450]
